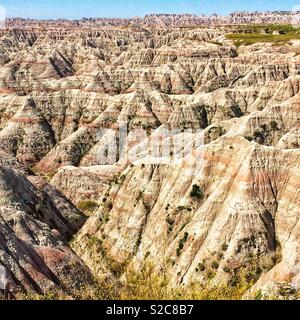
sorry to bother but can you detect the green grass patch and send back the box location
[226,24,300,46]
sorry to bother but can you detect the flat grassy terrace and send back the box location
[226,24,300,46]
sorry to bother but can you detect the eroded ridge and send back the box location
[0,18,299,299]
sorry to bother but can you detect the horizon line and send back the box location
[4,10,300,21]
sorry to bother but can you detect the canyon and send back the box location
[0,14,299,299]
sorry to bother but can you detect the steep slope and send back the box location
[71,135,300,296]
[0,152,92,295]
[0,23,300,298]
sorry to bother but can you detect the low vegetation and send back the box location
[77,199,98,214]
[244,121,280,145]
[190,184,204,199]
[226,24,300,46]
[14,261,300,300]
[15,263,248,300]
[176,232,189,257]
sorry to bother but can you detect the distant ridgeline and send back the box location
[4,11,300,29]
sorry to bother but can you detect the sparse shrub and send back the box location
[176,232,189,257]
[260,124,268,131]
[205,270,216,280]
[104,214,110,223]
[244,136,253,142]
[211,260,219,270]
[270,121,278,130]
[221,243,228,251]
[223,266,231,273]
[135,234,142,251]
[166,216,175,232]
[253,130,264,139]
[190,184,204,199]
[198,262,206,272]
[119,174,126,183]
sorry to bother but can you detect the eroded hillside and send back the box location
[0,22,300,299]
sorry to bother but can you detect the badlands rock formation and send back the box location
[0,16,299,298]
[5,11,300,29]
[0,151,92,295]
